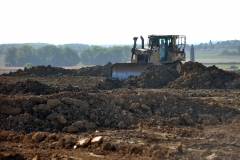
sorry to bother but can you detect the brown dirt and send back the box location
[1,62,240,159]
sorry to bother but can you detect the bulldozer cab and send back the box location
[148,35,186,62]
[131,35,186,64]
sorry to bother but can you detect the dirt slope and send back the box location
[1,62,240,159]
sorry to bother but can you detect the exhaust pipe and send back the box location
[132,37,138,50]
[140,36,144,49]
[131,37,138,60]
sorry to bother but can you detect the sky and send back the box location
[0,0,239,45]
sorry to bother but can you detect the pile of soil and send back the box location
[122,65,181,89]
[95,64,181,90]
[3,62,112,77]
[168,62,240,89]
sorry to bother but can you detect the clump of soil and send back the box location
[0,79,56,95]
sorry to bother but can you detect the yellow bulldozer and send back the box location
[111,35,186,79]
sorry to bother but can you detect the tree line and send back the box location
[185,40,240,55]
[4,45,80,66]
[4,44,132,66]
[220,45,240,55]
[80,45,131,65]
[0,43,89,56]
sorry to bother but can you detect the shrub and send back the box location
[24,63,33,69]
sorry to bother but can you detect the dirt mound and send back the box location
[1,89,239,133]
[3,62,112,77]
[93,64,181,90]
[2,62,239,91]
[79,62,112,77]
[126,65,180,88]
[168,61,239,89]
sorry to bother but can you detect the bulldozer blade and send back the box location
[111,63,149,79]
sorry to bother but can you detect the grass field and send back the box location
[195,55,240,59]
[185,53,240,63]
[203,63,240,69]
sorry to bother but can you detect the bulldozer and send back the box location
[111,35,186,79]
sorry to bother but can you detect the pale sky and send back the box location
[0,0,239,45]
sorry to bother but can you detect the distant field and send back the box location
[185,53,240,63]
[0,56,4,62]
[203,63,240,69]
[195,54,240,59]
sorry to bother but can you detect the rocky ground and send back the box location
[1,62,240,160]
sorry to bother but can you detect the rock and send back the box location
[12,113,33,124]
[46,113,59,121]
[31,132,47,143]
[55,138,65,148]
[76,138,91,147]
[232,115,240,124]
[166,117,181,127]
[71,120,96,130]
[182,79,192,86]
[67,126,79,133]
[84,121,96,129]
[46,133,57,140]
[72,121,85,129]
[177,144,183,152]
[47,99,62,107]
[204,81,211,86]
[34,119,45,126]
[102,142,115,151]
[118,121,126,129]
[57,115,67,125]
[32,155,41,160]
[115,96,125,105]
[181,113,193,125]
[141,104,151,111]
[152,149,168,159]
[128,145,142,155]
[91,136,103,145]
[23,134,33,143]
[130,103,140,110]
[50,120,59,127]
[0,105,21,115]
[199,114,219,125]
[61,98,89,108]
[33,104,51,113]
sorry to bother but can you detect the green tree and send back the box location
[80,45,131,65]
[36,45,61,66]
[16,45,37,66]
[61,47,80,66]
[4,46,17,66]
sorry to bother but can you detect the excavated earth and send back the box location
[1,62,240,160]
